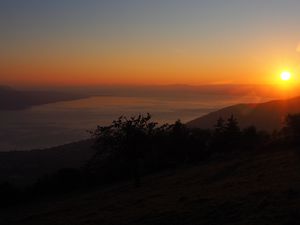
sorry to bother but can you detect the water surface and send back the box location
[0,95,270,151]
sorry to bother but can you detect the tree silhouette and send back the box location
[214,117,225,135]
[89,113,159,187]
[210,115,241,153]
[283,113,300,144]
[224,115,241,150]
[168,120,190,162]
[225,115,241,139]
[210,117,226,152]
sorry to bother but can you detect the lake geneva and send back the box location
[0,94,270,151]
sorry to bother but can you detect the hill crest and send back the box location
[187,96,300,131]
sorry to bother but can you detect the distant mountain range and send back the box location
[0,84,281,110]
[0,86,91,110]
[187,96,300,131]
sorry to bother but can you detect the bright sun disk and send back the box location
[281,71,291,81]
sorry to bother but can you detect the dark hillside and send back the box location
[0,140,95,186]
[1,146,299,225]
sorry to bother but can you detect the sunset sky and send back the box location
[1,0,300,87]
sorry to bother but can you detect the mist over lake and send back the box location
[0,93,271,151]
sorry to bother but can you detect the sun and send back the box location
[281,71,291,81]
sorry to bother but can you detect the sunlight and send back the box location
[276,71,294,88]
[281,71,291,81]
[274,70,299,98]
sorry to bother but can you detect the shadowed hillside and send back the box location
[1,146,299,225]
[1,114,300,224]
[187,96,300,131]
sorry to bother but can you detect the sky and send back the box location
[1,0,300,87]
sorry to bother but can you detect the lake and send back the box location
[0,94,271,151]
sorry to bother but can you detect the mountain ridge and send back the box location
[187,96,300,131]
[0,86,91,110]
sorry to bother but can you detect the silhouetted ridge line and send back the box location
[187,96,300,131]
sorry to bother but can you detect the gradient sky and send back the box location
[1,0,300,86]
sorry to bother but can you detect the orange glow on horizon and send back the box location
[1,51,300,89]
[269,70,300,99]
[0,40,283,87]
[2,1,300,90]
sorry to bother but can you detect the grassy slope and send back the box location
[1,147,300,225]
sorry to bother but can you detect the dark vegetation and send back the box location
[1,113,300,224]
[85,114,268,188]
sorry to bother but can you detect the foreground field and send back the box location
[1,146,300,225]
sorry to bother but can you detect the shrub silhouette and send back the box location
[241,126,269,150]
